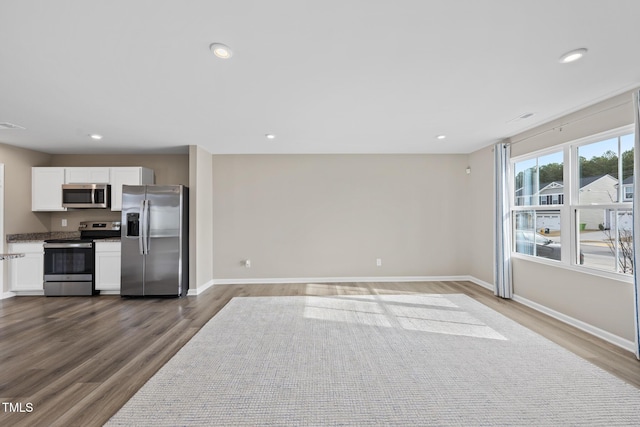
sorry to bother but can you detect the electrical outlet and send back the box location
[376,258,382,267]
[61,219,67,227]
[244,259,251,268]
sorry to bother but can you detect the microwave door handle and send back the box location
[92,187,97,204]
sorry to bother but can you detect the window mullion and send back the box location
[563,145,573,265]
[618,136,624,203]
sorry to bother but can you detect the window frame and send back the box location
[511,146,567,264]
[510,124,635,282]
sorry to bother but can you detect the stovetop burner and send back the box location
[45,220,121,244]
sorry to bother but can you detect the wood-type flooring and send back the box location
[1,281,640,426]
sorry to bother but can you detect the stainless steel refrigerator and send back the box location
[121,185,189,297]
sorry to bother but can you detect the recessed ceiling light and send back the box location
[265,133,276,140]
[210,43,233,59]
[559,48,588,64]
[436,135,446,140]
[89,134,103,140]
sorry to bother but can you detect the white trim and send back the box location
[465,276,494,291]
[187,279,215,296]
[1,291,16,300]
[211,275,482,286]
[7,290,44,297]
[0,276,491,297]
[512,247,634,283]
[513,294,635,353]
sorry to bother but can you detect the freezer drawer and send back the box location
[44,281,96,296]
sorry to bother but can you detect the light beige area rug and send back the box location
[107,294,640,426]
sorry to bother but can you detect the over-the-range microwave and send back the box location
[62,184,111,208]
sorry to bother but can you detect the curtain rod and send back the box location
[508,99,632,147]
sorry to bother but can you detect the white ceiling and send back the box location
[1,0,639,155]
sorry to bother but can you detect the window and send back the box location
[511,126,634,276]
[512,151,564,261]
[514,152,564,207]
[576,131,634,274]
[514,210,562,261]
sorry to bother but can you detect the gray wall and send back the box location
[467,145,494,285]
[211,154,471,280]
[0,143,52,294]
[189,145,214,292]
[0,143,51,235]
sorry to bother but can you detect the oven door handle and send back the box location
[44,242,94,249]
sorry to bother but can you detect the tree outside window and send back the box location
[577,133,634,274]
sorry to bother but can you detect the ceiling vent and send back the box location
[506,112,535,124]
[0,122,25,130]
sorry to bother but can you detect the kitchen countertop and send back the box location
[6,232,81,243]
[0,253,25,260]
[6,232,121,243]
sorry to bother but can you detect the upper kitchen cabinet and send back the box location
[65,167,110,184]
[110,167,154,211]
[32,166,154,211]
[32,167,66,211]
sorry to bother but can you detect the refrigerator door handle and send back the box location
[139,200,146,255]
[143,199,151,255]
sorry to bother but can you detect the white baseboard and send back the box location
[464,276,494,291]
[0,277,491,299]
[3,290,44,297]
[1,291,16,299]
[212,275,479,286]
[513,294,636,353]
[188,279,215,296]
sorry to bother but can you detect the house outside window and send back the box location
[512,151,564,262]
[511,126,635,276]
[576,131,634,274]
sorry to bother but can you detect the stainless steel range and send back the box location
[43,221,121,296]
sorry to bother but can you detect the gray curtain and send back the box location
[494,142,513,299]
[632,90,640,359]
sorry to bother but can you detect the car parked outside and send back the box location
[515,230,584,264]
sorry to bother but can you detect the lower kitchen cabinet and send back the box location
[8,242,44,294]
[95,241,121,293]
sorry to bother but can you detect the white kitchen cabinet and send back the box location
[65,167,110,184]
[110,167,154,211]
[8,242,44,294]
[95,241,121,293]
[32,166,154,211]
[32,167,66,211]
